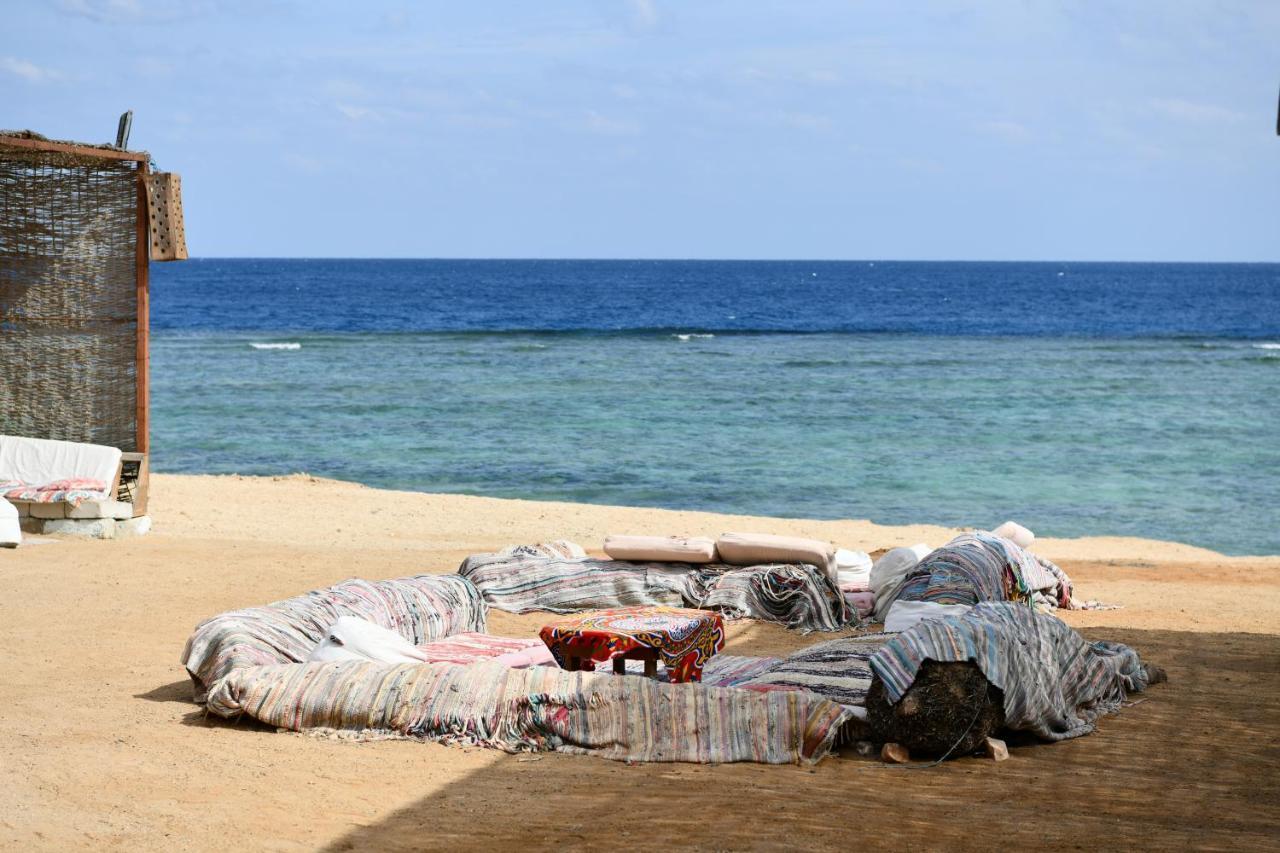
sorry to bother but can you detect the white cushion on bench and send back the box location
[0,435,122,488]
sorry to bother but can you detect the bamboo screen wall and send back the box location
[0,140,144,452]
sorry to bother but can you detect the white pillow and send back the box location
[869,544,932,595]
[991,521,1035,548]
[308,615,430,664]
[884,600,971,633]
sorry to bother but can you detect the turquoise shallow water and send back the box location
[152,330,1280,555]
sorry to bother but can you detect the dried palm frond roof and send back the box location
[0,129,148,165]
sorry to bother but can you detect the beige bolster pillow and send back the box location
[603,535,719,564]
[716,532,837,581]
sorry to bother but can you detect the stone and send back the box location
[29,502,68,519]
[39,518,116,539]
[117,516,152,538]
[984,737,1009,761]
[67,499,134,520]
[881,742,911,764]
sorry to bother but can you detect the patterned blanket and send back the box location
[875,532,1075,618]
[540,606,725,683]
[458,545,854,633]
[1,478,111,507]
[181,574,487,702]
[206,659,851,765]
[871,601,1154,742]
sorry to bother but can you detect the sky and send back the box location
[4,0,1279,261]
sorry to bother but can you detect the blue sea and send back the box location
[150,260,1280,556]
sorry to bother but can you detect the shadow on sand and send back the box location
[312,627,1279,851]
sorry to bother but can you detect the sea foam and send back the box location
[250,342,301,350]
[674,333,715,341]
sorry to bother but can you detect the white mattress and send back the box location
[0,435,122,488]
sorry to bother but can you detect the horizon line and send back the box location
[172,256,1280,265]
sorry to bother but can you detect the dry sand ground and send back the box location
[2,473,1278,851]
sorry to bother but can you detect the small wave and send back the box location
[1254,343,1280,350]
[781,359,848,368]
[250,342,301,350]
[674,333,715,341]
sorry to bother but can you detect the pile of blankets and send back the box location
[458,543,855,633]
[875,532,1077,619]
[184,572,853,765]
[182,574,487,702]
[872,601,1155,741]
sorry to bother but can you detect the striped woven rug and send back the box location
[207,659,851,765]
[871,602,1155,742]
[458,546,854,633]
[735,634,893,708]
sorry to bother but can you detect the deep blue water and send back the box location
[149,259,1280,555]
[154,259,1280,338]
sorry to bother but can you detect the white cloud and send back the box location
[1149,97,1246,124]
[574,110,641,136]
[57,0,145,21]
[56,0,212,24]
[897,156,945,174]
[335,103,380,122]
[780,112,832,132]
[281,152,328,174]
[627,0,658,32]
[980,120,1033,143]
[444,113,517,130]
[1,57,61,83]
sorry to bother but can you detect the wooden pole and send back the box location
[135,159,150,454]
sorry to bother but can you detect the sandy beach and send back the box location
[2,472,1278,851]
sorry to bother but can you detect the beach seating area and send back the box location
[180,526,1162,766]
[0,434,151,542]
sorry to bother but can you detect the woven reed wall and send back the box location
[0,144,140,451]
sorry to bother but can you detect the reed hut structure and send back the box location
[0,129,187,523]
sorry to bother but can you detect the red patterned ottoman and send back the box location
[539,606,726,683]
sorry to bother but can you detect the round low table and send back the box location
[538,606,726,683]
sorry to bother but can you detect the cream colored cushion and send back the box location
[716,532,837,581]
[603,535,718,564]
